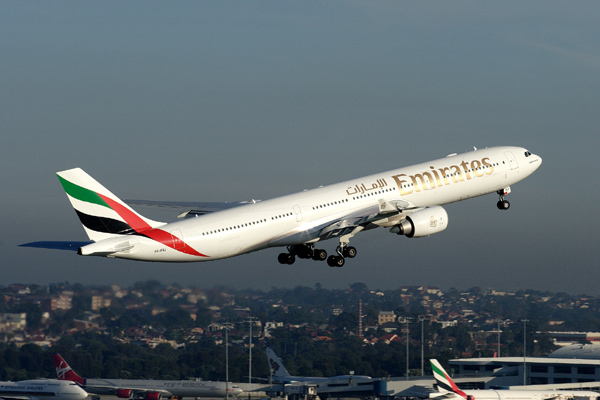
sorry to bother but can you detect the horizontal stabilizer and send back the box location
[19,241,93,251]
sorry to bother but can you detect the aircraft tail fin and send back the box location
[431,359,467,399]
[57,168,165,242]
[266,348,291,378]
[52,354,85,386]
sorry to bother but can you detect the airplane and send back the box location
[51,354,243,400]
[430,359,600,400]
[266,347,372,384]
[21,146,541,267]
[0,379,88,400]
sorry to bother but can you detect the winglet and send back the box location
[52,353,86,386]
[430,359,467,399]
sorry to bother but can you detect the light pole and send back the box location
[523,319,529,385]
[496,319,502,357]
[419,316,425,376]
[405,318,410,381]
[248,317,256,384]
[225,324,231,400]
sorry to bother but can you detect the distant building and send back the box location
[90,295,111,311]
[41,294,73,312]
[545,331,600,346]
[378,311,396,325]
[449,356,600,387]
[0,313,27,332]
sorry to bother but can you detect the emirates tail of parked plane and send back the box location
[22,146,541,267]
[430,359,600,400]
[430,359,469,398]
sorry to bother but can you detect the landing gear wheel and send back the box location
[278,253,295,265]
[312,249,327,261]
[343,246,357,258]
[497,200,510,210]
[327,255,345,267]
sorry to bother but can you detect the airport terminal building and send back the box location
[448,345,600,389]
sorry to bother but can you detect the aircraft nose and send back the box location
[532,154,542,170]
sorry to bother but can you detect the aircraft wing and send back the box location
[428,393,463,399]
[398,385,438,399]
[0,396,36,400]
[317,198,418,241]
[268,198,418,246]
[125,199,260,218]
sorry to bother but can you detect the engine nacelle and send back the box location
[390,206,448,238]
[144,392,162,400]
[116,389,134,399]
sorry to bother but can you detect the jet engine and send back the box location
[116,389,134,399]
[144,392,162,400]
[390,206,448,238]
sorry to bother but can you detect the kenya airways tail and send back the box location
[430,359,468,399]
[52,353,85,386]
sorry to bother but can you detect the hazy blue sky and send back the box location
[3,2,599,295]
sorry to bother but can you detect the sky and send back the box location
[2,1,600,295]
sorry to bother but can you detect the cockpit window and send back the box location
[524,151,532,157]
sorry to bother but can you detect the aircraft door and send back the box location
[293,205,303,222]
[504,151,519,170]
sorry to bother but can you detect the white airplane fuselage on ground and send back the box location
[23,146,541,267]
[0,379,88,400]
[72,379,242,398]
[52,353,243,399]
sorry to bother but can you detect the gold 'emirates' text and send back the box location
[392,157,494,196]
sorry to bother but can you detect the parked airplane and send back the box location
[266,347,372,384]
[52,354,243,400]
[0,379,88,400]
[430,359,599,400]
[22,146,541,267]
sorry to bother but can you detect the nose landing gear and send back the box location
[497,187,511,210]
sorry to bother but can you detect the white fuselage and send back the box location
[0,379,88,400]
[87,146,541,262]
[450,389,600,400]
[82,378,242,397]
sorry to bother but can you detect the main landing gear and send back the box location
[277,242,357,268]
[497,187,511,210]
[278,244,327,265]
[326,245,356,268]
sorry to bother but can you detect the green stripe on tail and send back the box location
[57,175,109,209]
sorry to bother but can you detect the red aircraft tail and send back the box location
[51,354,85,385]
